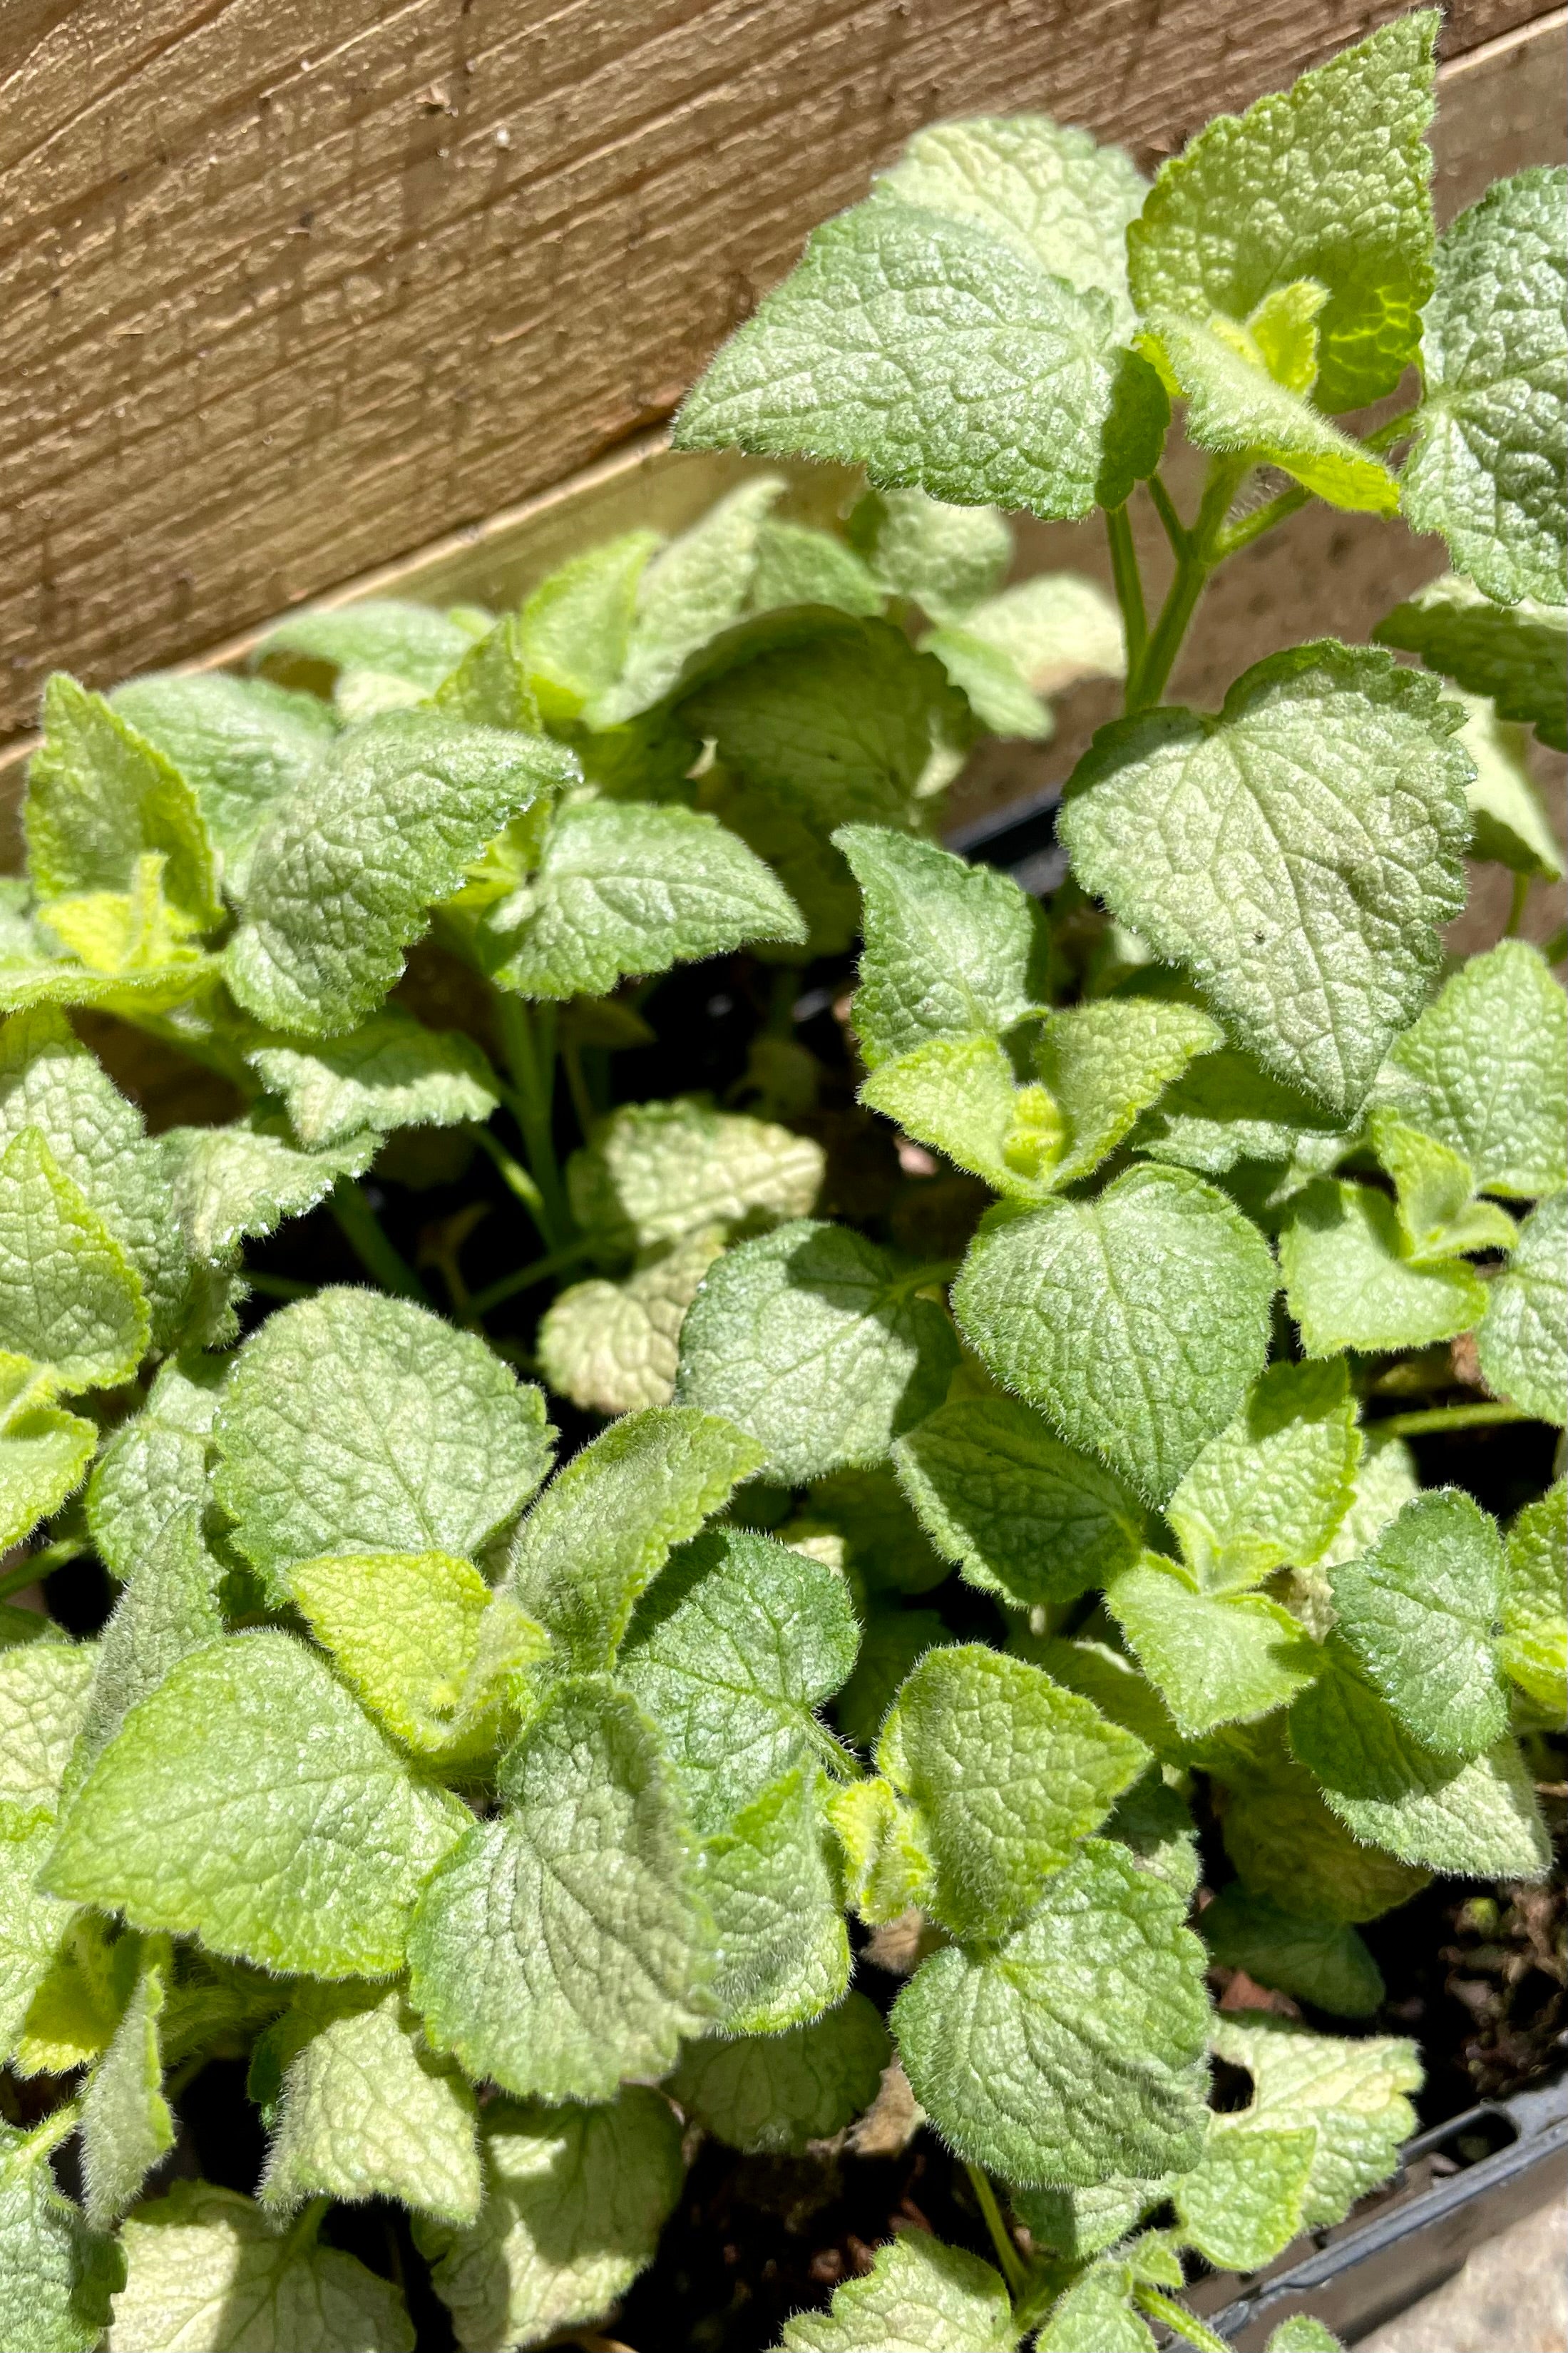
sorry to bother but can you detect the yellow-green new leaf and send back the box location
[81,1939,174,2228]
[26,675,222,931]
[1280,1180,1485,1357]
[1167,1359,1361,1591]
[782,2230,1018,2353]
[0,1130,148,1393]
[1502,1482,1567,1718]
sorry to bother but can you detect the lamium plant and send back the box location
[0,12,1563,2352]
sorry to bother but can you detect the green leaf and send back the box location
[88,1354,224,1583]
[0,2115,123,2353]
[415,2090,683,2353]
[893,1394,1146,1608]
[259,1982,480,2225]
[1209,2011,1421,2229]
[1035,2258,1155,2353]
[1012,2177,1162,2263]
[594,480,784,722]
[1502,1481,1567,1718]
[1107,1769,1201,1899]
[1329,1489,1507,1762]
[227,713,573,1033]
[491,799,805,999]
[506,1407,764,1675]
[111,2179,414,2353]
[25,675,222,929]
[1144,309,1398,511]
[0,1814,77,2058]
[0,1396,94,1558]
[922,626,1053,738]
[1129,1048,1347,1178]
[160,1109,374,1266]
[66,1506,225,1803]
[1058,645,1472,1116]
[0,1643,95,1825]
[81,1939,173,2228]
[1383,943,1568,1199]
[1369,1114,1518,1265]
[538,1227,726,1417]
[1107,1554,1319,1738]
[260,598,477,688]
[1267,2323,1346,2353]
[893,1837,1209,2187]
[859,1032,1062,1199]
[618,1525,859,1834]
[1289,1648,1550,1877]
[1374,573,1568,753]
[839,827,1041,1068]
[568,1094,824,1255]
[750,519,886,618]
[10,1910,124,2080]
[702,1766,851,2035]
[406,1676,714,2102]
[111,672,339,898]
[1401,167,1568,606]
[1321,1431,1420,1574]
[849,488,1011,623]
[782,2230,1018,2353]
[1035,999,1223,1187]
[1280,1179,1485,1355]
[956,571,1126,691]
[1478,1188,1567,1423]
[675,197,1136,521]
[213,1287,554,1601]
[675,1220,960,1484]
[671,1991,889,2154]
[290,1551,541,1763]
[873,114,1147,335]
[876,1645,1147,1939]
[834,1608,953,1751]
[1210,1719,1429,1924]
[0,1130,148,1392]
[250,1009,499,1148]
[48,1632,466,1977]
[516,531,661,723]
[1199,1885,1383,2018]
[1450,690,1564,879]
[1126,14,1436,413]
[1167,1359,1360,1591]
[0,1005,189,1350]
[953,1166,1276,1503]
[1172,2113,1316,2273]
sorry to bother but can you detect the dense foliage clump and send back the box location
[0,13,1562,2349]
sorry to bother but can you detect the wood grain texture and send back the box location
[0,0,1555,732]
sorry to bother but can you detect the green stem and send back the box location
[1128,458,1248,713]
[285,2195,332,2260]
[0,1556,51,1602]
[964,2162,1028,2300]
[245,1271,317,1302]
[493,994,570,1249]
[1378,1402,1537,1438]
[1506,872,1531,938]
[466,1122,550,1237]
[467,1237,597,1319]
[1105,504,1147,685]
[1146,469,1191,558]
[1212,480,1311,560]
[329,1179,432,1307]
[1134,2286,1233,2353]
[562,1038,597,1143]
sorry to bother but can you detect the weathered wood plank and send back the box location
[0,0,1554,733]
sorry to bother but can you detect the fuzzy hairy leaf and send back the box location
[0,1130,148,1392]
[1401,167,1568,606]
[160,1111,374,1266]
[876,1645,1147,1939]
[893,1395,1146,1608]
[1290,1649,1550,1877]
[1370,1114,1518,1266]
[0,1397,96,1558]
[859,1031,1062,1199]
[26,676,222,930]
[0,1814,77,2058]
[702,1766,851,2035]
[568,1096,824,1255]
[749,519,886,619]
[66,1506,225,1802]
[1126,14,1436,413]
[1383,943,1567,1199]
[618,1526,859,1835]
[512,531,660,724]
[1172,2115,1316,2273]
[1502,1481,1567,1718]
[1107,1555,1319,1737]
[227,714,573,1033]
[415,2090,684,2353]
[48,1633,466,1978]
[537,1227,725,1417]
[1375,574,1568,752]
[0,1640,96,1825]
[1012,2178,1162,2264]
[672,1992,889,2154]
[596,481,784,722]
[250,1010,499,1148]
[1034,2260,1156,2353]
[0,2116,123,2353]
[676,1220,960,1484]
[259,1984,480,2225]
[1211,1721,1429,1924]
[111,672,339,899]
[1452,691,1563,879]
[782,2230,1018,2353]
[214,1288,554,1600]
[259,599,476,691]
[1036,999,1223,1187]
[1058,645,1472,1116]
[1167,1359,1360,1591]
[81,1940,173,2229]
[892,1837,1210,2186]
[492,799,804,999]
[1199,1885,1383,2018]
[1329,1489,1507,1762]
[407,1677,714,2102]
[840,827,1041,1068]
[1477,1189,1567,1424]
[108,2179,414,2353]
[1209,2011,1421,2230]
[851,489,1011,623]
[87,1355,224,1584]
[954,1166,1276,1503]
[1280,1180,1485,1356]
[1129,1049,1346,1177]
[676,195,1137,520]
[1146,310,1398,511]
[505,1408,764,1675]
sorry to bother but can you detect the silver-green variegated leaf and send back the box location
[1105,1555,1320,1738]
[670,1991,889,2155]
[25,675,222,932]
[537,1227,726,1417]
[80,1939,174,2229]
[1199,1884,1383,2019]
[159,1110,374,1267]
[1208,2011,1422,2230]
[1478,1188,1567,1424]
[1381,942,1567,1199]
[701,1766,851,2036]
[839,827,1041,1068]
[0,1128,148,1394]
[1166,1358,1361,1591]
[567,1094,824,1257]
[248,1009,500,1149]
[0,2114,123,2353]
[64,1506,225,1805]
[1502,1481,1567,1720]
[87,1354,225,1585]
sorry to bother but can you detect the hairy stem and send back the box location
[328,1178,432,1307]
[1105,504,1148,685]
[493,994,570,1249]
[1378,1402,1537,1437]
[1146,469,1191,560]
[1134,2285,1234,2353]
[1506,872,1531,938]
[964,2161,1028,2300]
[1127,458,1249,713]
[245,1270,317,1301]
[467,1121,550,1238]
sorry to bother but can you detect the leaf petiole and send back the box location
[964,2160,1029,2300]
[467,1236,598,1319]
[1105,504,1149,680]
[1377,1401,1539,1437]
[327,1178,433,1307]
